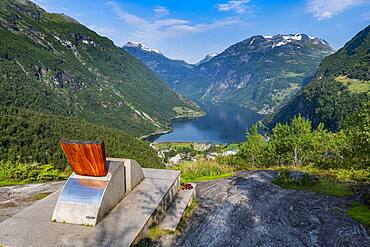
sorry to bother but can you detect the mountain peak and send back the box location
[244,33,331,49]
[205,52,219,58]
[124,41,162,54]
[195,52,219,65]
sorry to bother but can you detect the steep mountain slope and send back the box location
[123,42,194,90]
[0,105,162,169]
[183,34,334,114]
[0,0,201,137]
[264,25,370,131]
[195,53,219,66]
[126,34,333,114]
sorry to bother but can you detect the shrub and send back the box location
[0,161,66,186]
[170,159,234,183]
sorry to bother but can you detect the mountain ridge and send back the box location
[125,33,334,113]
[0,0,201,137]
[264,25,370,131]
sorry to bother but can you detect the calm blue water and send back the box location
[149,102,262,144]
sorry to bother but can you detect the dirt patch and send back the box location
[0,181,64,223]
[154,170,370,247]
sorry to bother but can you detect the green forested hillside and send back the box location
[123,42,194,91]
[265,25,370,131]
[0,0,200,136]
[0,106,162,169]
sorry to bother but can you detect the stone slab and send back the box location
[52,160,126,226]
[107,158,144,193]
[158,183,196,231]
[0,168,180,247]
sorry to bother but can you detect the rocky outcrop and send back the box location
[0,181,64,223]
[155,171,369,247]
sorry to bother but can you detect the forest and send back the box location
[0,106,161,169]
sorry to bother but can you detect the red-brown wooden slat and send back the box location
[60,138,107,177]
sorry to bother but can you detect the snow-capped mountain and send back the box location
[124,41,162,54]
[265,26,370,131]
[123,42,194,89]
[177,33,334,113]
[124,34,334,113]
[195,53,219,65]
[260,34,330,48]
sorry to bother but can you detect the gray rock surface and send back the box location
[154,170,370,247]
[0,181,64,223]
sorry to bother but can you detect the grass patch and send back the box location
[312,178,353,196]
[147,227,175,241]
[295,165,369,184]
[0,180,28,187]
[31,192,50,200]
[225,143,240,151]
[181,173,233,183]
[170,159,234,183]
[272,169,353,197]
[347,202,370,226]
[173,106,204,118]
[335,75,370,94]
[138,199,197,246]
[283,72,305,77]
[272,82,300,102]
[262,165,370,184]
[177,199,197,232]
[154,142,193,149]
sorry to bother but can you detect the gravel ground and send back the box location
[0,181,64,223]
[154,170,370,247]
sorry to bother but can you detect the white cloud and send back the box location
[306,0,365,20]
[362,12,370,21]
[217,0,251,14]
[167,18,239,33]
[107,1,240,42]
[154,6,170,16]
[88,25,118,37]
[154,19,189,27]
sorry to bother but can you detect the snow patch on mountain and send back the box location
[260,33,329,48]
[283,34,302,41]
[124,41,162,54]
[195,52,219,65]
[272,41,288,48]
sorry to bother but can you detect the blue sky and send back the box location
[33,0,370,63]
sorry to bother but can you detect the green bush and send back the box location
[0,161,66,186]
[272,170,353,197]
[234,113,369,171]
[170,159,234,183]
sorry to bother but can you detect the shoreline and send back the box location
[140,129,172,141]
[140,111,206,141]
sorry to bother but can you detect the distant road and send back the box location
[154,171,370,247]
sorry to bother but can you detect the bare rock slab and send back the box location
[155,171,370,247]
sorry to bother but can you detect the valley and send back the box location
[0,1,369,246]
[124,34,334,114]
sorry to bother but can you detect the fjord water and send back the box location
[150,102,262,143]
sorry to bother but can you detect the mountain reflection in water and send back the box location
[149,102,262,143]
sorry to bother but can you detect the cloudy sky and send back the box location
[33,0,370,63]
